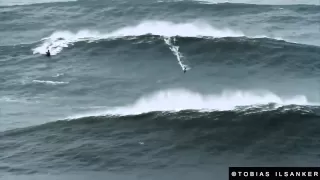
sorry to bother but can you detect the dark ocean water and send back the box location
[1,0,320,179]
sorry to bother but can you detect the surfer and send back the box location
[183,67,186,73]
[46,50,51,57]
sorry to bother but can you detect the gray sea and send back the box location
[1,0,320,179]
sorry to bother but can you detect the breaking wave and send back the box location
[67,89,317,119]
[32,20,285,55]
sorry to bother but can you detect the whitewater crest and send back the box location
[32,20,245,55]
[67,89,317,119]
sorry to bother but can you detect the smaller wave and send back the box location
[0,0,77,6]
[67,89,317,119]
[32,80,69,85]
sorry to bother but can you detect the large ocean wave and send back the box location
[67,88,317,119]
[32,20,286,56]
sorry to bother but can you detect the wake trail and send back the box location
[164,37,190,72]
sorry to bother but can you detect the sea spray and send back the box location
[67,88,316,119]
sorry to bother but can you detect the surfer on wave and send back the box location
[46,50,51,57]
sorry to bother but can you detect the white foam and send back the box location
[0,0,77,6]
[196,0,320,5]
[107,21,244,38]
[33,30,103,55]
[67,89,317,119]
[32,20,245,55]
[32,80,69,85]
[164,37,190,71]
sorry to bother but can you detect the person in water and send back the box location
[46,50,51,57]
[183,67,186,73]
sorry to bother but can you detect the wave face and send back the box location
[1,0,320,179]
[1,104,320,177]
[32,21,246,55]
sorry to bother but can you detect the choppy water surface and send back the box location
[1,0,320,179]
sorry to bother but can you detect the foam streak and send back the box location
[32,80,69,85]
[164,37,190,71]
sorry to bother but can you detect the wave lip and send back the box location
[32,20,246,55]
[105,21,245,38]
[67,89,317,120]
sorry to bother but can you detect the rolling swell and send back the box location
[1,106,320,174]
